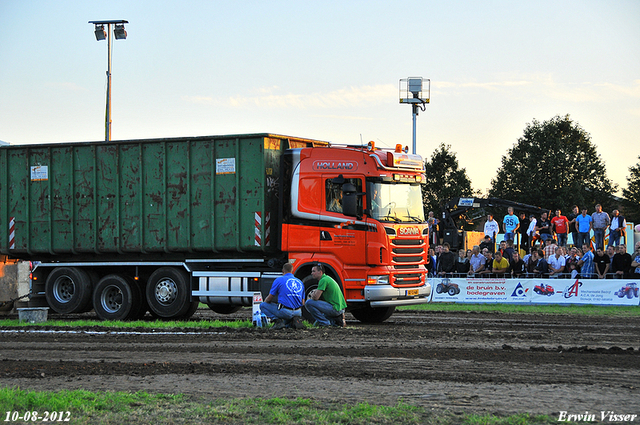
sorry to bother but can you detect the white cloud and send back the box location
[183,84,397,110]
[310,114,376,121]
[435,76,640,104]
[181,95,214,105]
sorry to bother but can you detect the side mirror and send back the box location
[342,183,358,217]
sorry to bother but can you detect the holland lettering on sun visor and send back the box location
[312,160,358,171]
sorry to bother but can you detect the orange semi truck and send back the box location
[0,134,430,322]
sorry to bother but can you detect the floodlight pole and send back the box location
[399,77,430,155]
[412,103,419,155]
[89,20,128,142]
[106,24,112,142]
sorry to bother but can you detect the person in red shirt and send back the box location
[551,209,570,247]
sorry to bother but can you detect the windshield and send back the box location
[369,182,425,223]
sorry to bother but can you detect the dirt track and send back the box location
[1,308,639,417]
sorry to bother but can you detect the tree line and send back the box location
[421,114,640,225]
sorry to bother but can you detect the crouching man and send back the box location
[260,262,305,329]
[305,263,347,327]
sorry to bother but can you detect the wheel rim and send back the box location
[52,276,75,304]
[100,285,123,314]
[154,278,178,305]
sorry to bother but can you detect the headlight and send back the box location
[367,275,389,285]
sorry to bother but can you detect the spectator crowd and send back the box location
[426,204,640,279]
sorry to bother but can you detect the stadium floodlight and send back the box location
[399,77,430,155]
[94,24,106,41]
[114,24,127,40]
[89,20,129,141]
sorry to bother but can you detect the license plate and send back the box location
[406,289,419,296]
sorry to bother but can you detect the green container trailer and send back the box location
[0,134,327,320]
[0,134,304,259]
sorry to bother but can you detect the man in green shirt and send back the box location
[305,263,347,327]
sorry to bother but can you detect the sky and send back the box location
[1,0,639,195]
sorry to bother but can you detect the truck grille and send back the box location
[390,238,426,264]
[390,238,426,286]
[394,273,422,285]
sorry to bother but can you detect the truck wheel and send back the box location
[176,300,199,320]
[146,267,192,319]
[350,305,395,323]
[128,281,148,320]
[93,275,139,321]
[45,267,93,314]
[436,283,444,294]
[301,275,320,322]
[448,287,457,296]
[80,271,100,313]
[207,304,242,314]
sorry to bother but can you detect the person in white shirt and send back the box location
[527,215,538,249]
[548,247,566,278]
[484,214,500,242]
[468,245,485,275]
[607,210,626,248]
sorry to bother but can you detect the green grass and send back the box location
[2,303,637,329]
[0,317,255,329]
[399,302,640,316]
[0,388,567,424]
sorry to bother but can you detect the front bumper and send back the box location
[364,282,431,307]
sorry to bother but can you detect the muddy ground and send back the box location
[1,308,639,418]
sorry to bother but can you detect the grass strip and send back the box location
[0,317,254,329]
[0,388,566,424]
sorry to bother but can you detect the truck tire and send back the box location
[93,274,140,321]
[45,267,93,314]
[207,304,242,314]
[350,305,395,323]
[146,267,192,319]
[80,270,100,313]
[301,275,320,323]
[128,281,148,320]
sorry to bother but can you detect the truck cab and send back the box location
[282,142,431,322]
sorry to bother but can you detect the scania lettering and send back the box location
[0,134,430,322]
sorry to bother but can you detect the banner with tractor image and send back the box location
[429,277,639,306]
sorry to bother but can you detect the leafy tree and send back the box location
[489,115,617,212]
[622,156,640,224]
[422,143,475,217]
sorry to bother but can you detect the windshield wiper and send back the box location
[401,215,424,223]
[378,214,401,223]
[402,209,424,222]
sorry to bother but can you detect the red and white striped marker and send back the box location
[9,217,16,250]
[255,212,262,246]
[254,212,272,247]
[264,212,271,247]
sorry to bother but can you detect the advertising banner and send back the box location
[430,277,530,303]
[529,278,639,305]
[429,277,639,306]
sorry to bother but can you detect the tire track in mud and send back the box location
[1,309,639,415]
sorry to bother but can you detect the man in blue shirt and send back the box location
[502,207,520,242]
[260,263,305,329]
[578,244,595,278]
[575,208,592,249]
